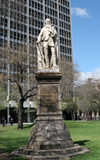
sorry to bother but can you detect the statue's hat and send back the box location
[45,19,51,24]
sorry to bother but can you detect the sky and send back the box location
[71,0,100,82]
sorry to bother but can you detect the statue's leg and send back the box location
[51,47,56,67]
[44,47,49,68]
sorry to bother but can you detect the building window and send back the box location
[0,28,3,36]
[21,34,23,40]
[14,32,16,40]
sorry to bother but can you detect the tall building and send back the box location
[0,0,73,123]
[0,0,73,61]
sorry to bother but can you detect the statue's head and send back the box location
[45,19,51,26]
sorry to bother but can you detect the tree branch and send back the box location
[24,92,37,101]
[23,86,37,98]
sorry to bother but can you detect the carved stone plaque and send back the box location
[40,85,58,113]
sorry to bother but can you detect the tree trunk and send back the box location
[71,112,73,120]
[72,112,75,120]
[94,114,96,121]
[18,99,24,129]
[84,110,87,121]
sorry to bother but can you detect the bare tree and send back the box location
[59,60,79,120]
[0,85,7,110]
[60,59,80,100]
[0,44,37,129]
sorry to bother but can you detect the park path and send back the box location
[0,150,11,160]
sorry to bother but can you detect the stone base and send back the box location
[11,144,90,160]
[38,65,59,72]
[11,118,90,159]
[27,116,73,150]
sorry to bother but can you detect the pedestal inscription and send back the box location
[40,85,58,113]
[36,72,62,115]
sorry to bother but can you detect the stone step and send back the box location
[11,145,90,160]
[11,150,70,160]
[19,144,82,156]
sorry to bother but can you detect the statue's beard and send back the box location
[46,24,51,28]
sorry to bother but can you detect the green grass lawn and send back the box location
[0,121,100,160]
[0,124,33,160]
[64,121,100,160]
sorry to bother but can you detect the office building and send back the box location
[0,0,73,123]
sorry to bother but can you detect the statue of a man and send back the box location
[37,19,58,69]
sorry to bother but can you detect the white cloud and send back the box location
[75,67,100,86]
[71,7,90,18]
[92,68,100,79]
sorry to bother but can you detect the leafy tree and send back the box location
[62,98,78,120]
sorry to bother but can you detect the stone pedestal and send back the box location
[11,72,90,159]
[27,72,73,150]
